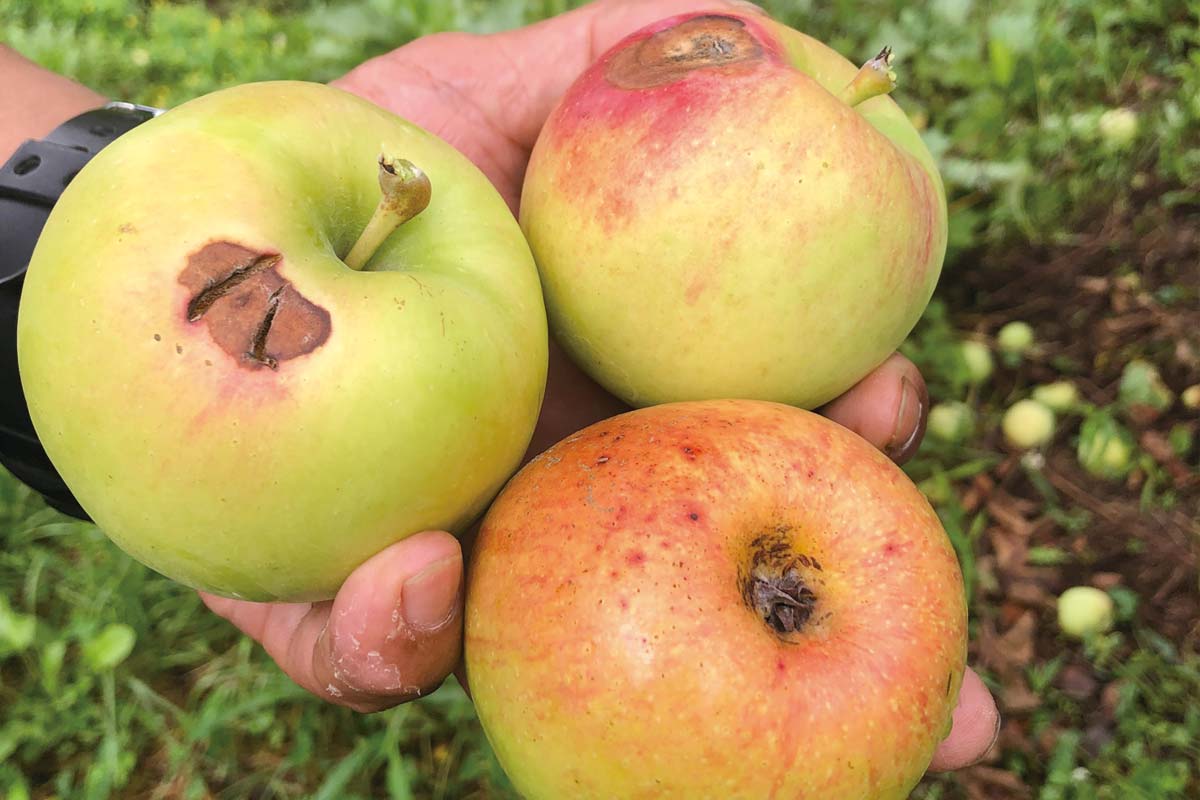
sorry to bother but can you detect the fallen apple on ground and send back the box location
[466,399,968,800]
[18,81,547,601]
[520,11,948,409]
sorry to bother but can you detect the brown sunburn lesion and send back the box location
[178,241,331,371]
[605,15,766,90]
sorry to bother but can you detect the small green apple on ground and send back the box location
[1031,380,1080,413]
[18,81,547,601]
[1002,399,1056,450]
[466,400,967,800]
[928,401,976,443]
[996,320,1035,357]
[1076,411,1136,480]
[1057,586,1115,639]
[520,11,948,409]
[958,340,995,385]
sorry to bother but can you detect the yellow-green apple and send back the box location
[18,81,547,601]
[520,12,948,409]
[465,399,967,799]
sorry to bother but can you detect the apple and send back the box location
[519,12,948,409]
[465,400,968,799]
[996,320,1034,357]
[1001,399,1055,450]
[1031,380,1080,413]
[1076,411,1135,480]
[1181,384,1200,410]
[959,340,994,386]
[18,81,547,601]
[927,401,976,443]
[1118,359,1174,422]
[1097,108,1139,149]
[1057,586,1114,639]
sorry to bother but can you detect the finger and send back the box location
[201,530,463,712]
[929,667,1001,772]
[818,353,928,464]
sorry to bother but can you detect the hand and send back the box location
[206,0,1000,772]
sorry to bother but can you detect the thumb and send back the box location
[202,530,464,713]
[313,530,464,709]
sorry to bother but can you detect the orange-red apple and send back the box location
[520,12,948,409]
[465,400,967,799]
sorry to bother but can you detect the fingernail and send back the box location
[402,555,462,632]
[884,375,927,464]
[966,712,1002,768]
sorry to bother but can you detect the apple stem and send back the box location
[343,156,432,271]
[836,46,897,108]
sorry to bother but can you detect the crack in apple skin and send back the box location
[185,249,280,322]
[605,15,765,90]
[247,286,286,369]
[179,241,331,371]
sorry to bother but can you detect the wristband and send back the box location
[0,101,161,519]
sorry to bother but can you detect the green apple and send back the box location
[466,399,968,799]
[1118,359,1174,421]
[959,340,995,386]
[996,320,1034,357]
[18,81,547,601]
[1057,586,1114,639]
[520,11,948,409]
[1076,410,1135,480]
[1097,108,1139,149]
[928,401,976,443]
[1002,399,1055,450]
[1181,384,1200,410]
[1031,380,1080,413]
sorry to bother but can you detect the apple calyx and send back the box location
[740,529,821,636]
[836,46,897,108]
[343,156,432,271]
[750,568,817,634]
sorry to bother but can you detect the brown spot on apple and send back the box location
[179,241,330,370]
[605,15,764,90]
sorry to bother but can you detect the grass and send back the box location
[2,0,1198,797]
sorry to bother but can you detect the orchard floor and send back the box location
[919,197,1200,799]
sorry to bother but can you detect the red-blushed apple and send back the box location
[18,81,547,601]
[520,12,948,409]
[465,399,968,799]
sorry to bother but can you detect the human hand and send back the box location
[207,0,999,772]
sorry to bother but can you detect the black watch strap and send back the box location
[0,101,161,520]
